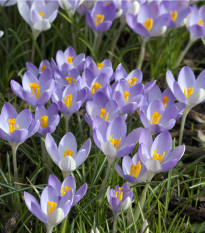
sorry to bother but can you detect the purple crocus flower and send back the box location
[24,185,72,232]
[115,153,147,184]
[10,68,55,107]
[48,174,88,206]
[93,116,142,161]
[107,183,133,215]
[0,102,39,146]
[17,0,59,38]
[26,60,51,78]
[56,46,85,72]
[35,103,60,136]
[138,129,185,180]
[52,83,87,116]
[127,2,170,37]
[45,132,91,178]
[86,1,116,33]
[85,91,120,126]
[113,0,139,18]
[0,0,16,6]
[186,5,205,38]
[166,66,205,110]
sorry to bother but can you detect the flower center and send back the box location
[130,161,141,178]
[91,82,101,94]
[41,65,46,72]
[30,83,40,98]
[40,115,48,128]
[47,201,57,215]
[95,14,104,26]
[61,186,71,196]
[110,135,121,149]
[162,95,169,107]
[153,149,165,162]
[115,187,123,201]
[198,20,203,26]
[150,112,161,124]
[38,12,45,18]
[66,77,76,85]
[97,63,104,70]
[8,118,19,133]
[144,18,153,31]
[64,148,73,157]
[170,11,177,21]
[105,2,110,6]
[67,56,73,64]
[124,91,130,102]
[64,94,72,108]
[184,88,193,99]
[128,77,138,87]
[100,108,109,121]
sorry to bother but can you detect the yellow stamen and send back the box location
[67,56,73,64]
[184,88,193,99]
[110,135,121,149]
[64,94,72,109]
[40,115,48,129]
[150,112,161,124]
[64,148,73,157]
[66,77,76,85]
[153,149,165,162]
[30,83,40,98]
[144,18,153,31]
[198,19,203,26]
[95,14,104,26]
[128,77,138,87]
[105,2,110,6]
[61,186,71,196]
[124,91,130,102]
[38,12,45,18]
[100,108,109,121]
[47,201,57,215]
[162,96,169,108]
[130,161,141,178]
[97,63,104,70]
[41,65,46,72]
[170,11,177,21]
[8,118,19,133]
[115,187,123,201]
[91,82,101,94]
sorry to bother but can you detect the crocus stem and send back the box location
[46,225,54,233]
[178,107,190,145]
[62,171,71,179]
[77,112,83,134]
[137,38,148,70]
[93,33,99,55]
[41,137,52,179]
[31,40,35,64]
[64,114,71,133]
[98,158,114,205]
[174,37,195,69]
[10,143,19,187]
[134,182,149,221]
[113,214,118,233]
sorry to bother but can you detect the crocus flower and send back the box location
[10,68,55,107]
[56,46,85,72]
[140,220,149,233]
[0,102,39,147]
[93,116,142,161]
[113,0,139,19]
[0,30,4,38]
[166,66,205,110]
[186,5,205,39]
[24,185,72,232]
[107,183,133,215]
[127,2,170,37]
[52,83,87,116]
[45,132,91,178]
[90,228,100,233]
[138,129,185,180]
[17,0,59,38]
[85,91,119,126]
[115,153,147,184]
[26,60,51,78]
[86,1,116,33]
[0,0,16,6]
[139,99,178,133]
[48,174,88,206]
[35,103,60,136]
[59,0,83,14]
